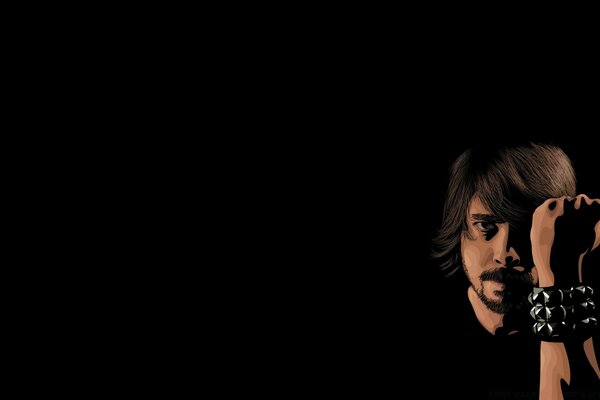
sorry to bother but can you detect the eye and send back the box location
[474,221,497,232]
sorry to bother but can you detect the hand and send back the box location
[531,194,600,287]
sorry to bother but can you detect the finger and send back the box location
[575,194,589,209]
[594,220,600,251]
[552,196,568,216]
[574,194,598,209]
[542,197,563,213]
[564,196,577,213]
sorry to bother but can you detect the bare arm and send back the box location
[531,195,600,400]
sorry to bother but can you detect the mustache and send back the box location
[480,268,533,286]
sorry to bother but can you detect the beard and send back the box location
[475,268,534,314]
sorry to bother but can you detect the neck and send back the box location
[467,286,505,335]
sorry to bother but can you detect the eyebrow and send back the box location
[470,213,505,223]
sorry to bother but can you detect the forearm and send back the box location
[540,342,570,400]
[583,337,600,379]
[536,260,600,398]
[531,195,600,398]
[537,272,570,400]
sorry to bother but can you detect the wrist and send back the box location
[536,260,581,288]
[538,274,555,288]
[529,285,597,342]
[536,265,555,287]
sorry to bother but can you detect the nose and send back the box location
[493,226,521,268]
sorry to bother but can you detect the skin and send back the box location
[461,197,538,334]
[462,194,600,400]
[531,195,600,400]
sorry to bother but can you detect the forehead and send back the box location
[468,197,492,214]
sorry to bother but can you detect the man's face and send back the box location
[461,197,538,314]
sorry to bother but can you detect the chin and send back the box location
[481,291,523,314]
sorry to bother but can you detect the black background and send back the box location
[261,26,600,398]
[305,118,599,397]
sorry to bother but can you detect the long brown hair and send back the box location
[431,143,576,276]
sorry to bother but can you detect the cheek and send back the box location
[462,238,492,271]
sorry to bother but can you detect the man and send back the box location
[431,143,600,399]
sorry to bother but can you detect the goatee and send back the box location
[477,268,533,314]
